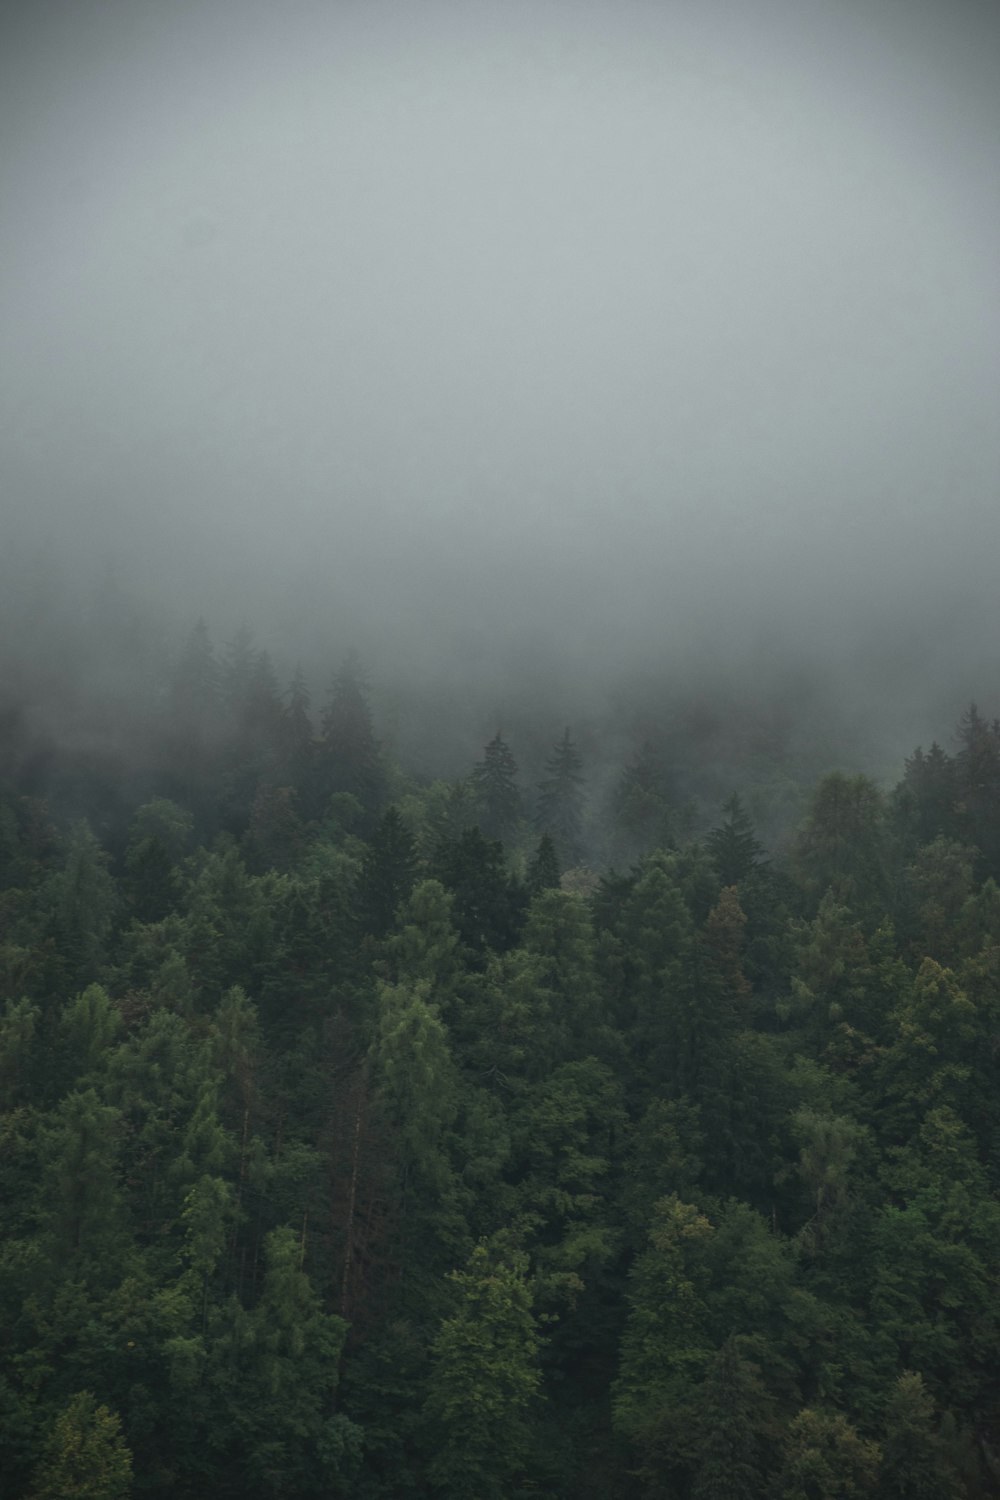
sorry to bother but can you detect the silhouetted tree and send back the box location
[536,728,585,866]
[471,732,521,846]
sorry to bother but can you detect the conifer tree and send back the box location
[536,728,585,867]
[169,617,219,734]
[610,739,675,863]
[706,793,766,887]
[356,806,418,938]
[424,1242,542,1499]
[692,1338,768,1500]
[527,832,560,893]
[954,703,1000,877]
[471,731,522,845]
[318,653,385,826]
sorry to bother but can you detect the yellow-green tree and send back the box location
[30,1391,132,1500]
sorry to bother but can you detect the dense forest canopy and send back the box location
[3,0,998,1493]
[2,609,1000,1497]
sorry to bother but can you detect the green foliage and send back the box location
[691,1338,770,1500]
[773,1408,881,1498]
[423,1242,542,1499]
[536,728,585,867]
[30,1391,133,1500]
[706,792,767,887]
[793,772,888,920]
[471,731,522,846]
[3,637,1000,1499]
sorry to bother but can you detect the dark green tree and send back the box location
[424,1242,542,1499]
[356,806,418,939]
[431,827,527,959]
[691,1338,769,1500]
[879,1370,962,1500]
[793,772,888,920]
[953,703,1000,877]
[527,832,560,894]
[706,793,767,887]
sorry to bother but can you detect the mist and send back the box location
[2,0,998,778]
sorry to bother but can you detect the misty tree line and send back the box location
[2,617,1000,1496]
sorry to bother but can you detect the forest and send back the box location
[2,615,1000,1499]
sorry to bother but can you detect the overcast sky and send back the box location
[2,0,998,733]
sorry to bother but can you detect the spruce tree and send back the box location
[356,806,418,939]
[706,793,766,887]
[536,728,585,867]
[318,653,386,826]
[471,731,521,846]
[527,832,561,893]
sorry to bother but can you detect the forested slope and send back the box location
[2,625,1000,1498]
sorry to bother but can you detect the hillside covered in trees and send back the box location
[2,618,1000,1498]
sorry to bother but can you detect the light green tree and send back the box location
[30,1390,132,1500]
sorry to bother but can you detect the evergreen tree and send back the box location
[318,653,386,827]
[356,806,418,939]
[431,827,527,959]
[281,664,316,808]
[219,624,256,727]
[424,1242,542,1500]
[536,728,585,867]
[953,703,1000,877]
[793,772,888,920]
[169,617,219,734]
[609,739,676,863]
[471,731,521,846]
[527,832,561,894]
[691,1338,768,1500]
[706,793,767,887]
[895,742,958,850]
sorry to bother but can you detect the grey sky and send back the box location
[2,0,998,731]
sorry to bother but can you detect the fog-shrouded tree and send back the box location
[318,652,386,829]
[526,831,560,894]
[706,793,767,888]
[471,731,522,846]
[536,728,585,868]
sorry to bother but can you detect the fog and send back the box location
[2,0,998,772]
